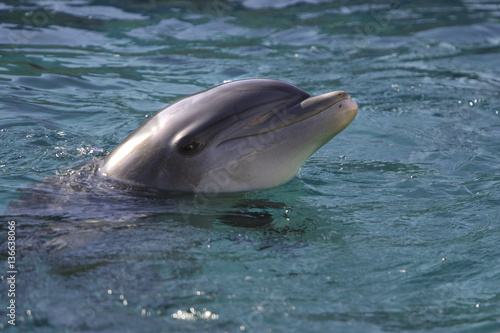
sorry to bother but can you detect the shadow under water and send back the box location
[4,159,317,256]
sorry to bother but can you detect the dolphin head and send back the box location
[98,79,357,193]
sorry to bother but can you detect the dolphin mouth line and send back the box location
[216,92,353,147]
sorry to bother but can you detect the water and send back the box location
[1,0,500,332]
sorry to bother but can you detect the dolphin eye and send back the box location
[179,141,205,155]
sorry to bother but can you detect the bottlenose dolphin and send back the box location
[98,79,357,193]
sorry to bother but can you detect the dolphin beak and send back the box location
[320,90,358,123]
[317,91,358,134]
[284,90,357,127]
[299,91,352,113]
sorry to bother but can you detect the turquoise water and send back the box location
[1,0,500,332]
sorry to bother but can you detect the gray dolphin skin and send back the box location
[98,79,358,193]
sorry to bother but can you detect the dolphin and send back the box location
[98,79,357,193]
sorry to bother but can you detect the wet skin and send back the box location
[98,79,358,193]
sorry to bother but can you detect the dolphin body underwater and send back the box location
[98,79,358,193]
